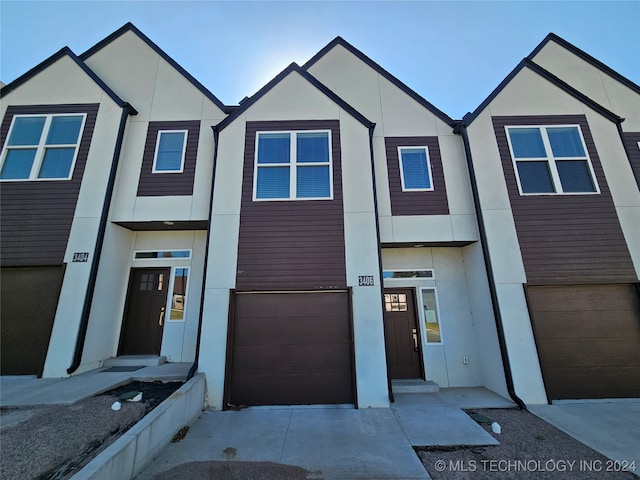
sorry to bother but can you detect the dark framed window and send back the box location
[506,125,598,195]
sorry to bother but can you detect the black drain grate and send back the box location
[101,366,145,372]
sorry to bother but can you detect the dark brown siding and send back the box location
[493,115,636,284]
[527,284,640,399]
[622,132,640,189]
[1,266,64,375]
[0,104,99,267]
[385,136,449,216]
[228,291,354,406]
[236,120,346,289]
[136,120,200,196]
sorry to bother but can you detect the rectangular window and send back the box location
[1,114,86,181]
[398,146,433,191]
[383,270,434,279]
[506,125,598,195]
[420,288,441,344]
[152,130,188,173]
[134,250,191,259]
[254,130,332,200]
[169,267,189,321]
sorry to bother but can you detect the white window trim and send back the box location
[398,146,434,192]
[166,266,190,322]
[0,113,87,182]
[253,130,334,201]
[418,286,444,345]
[152,130,188,174]
[505,124,600,196]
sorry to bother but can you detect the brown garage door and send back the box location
[1,266,65,376]
[527,284,640,400]
[228,290,354,406]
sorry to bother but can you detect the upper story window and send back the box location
[506,125,599,195]
[398,146,433,191]
[0,114,86,181]
[152,130,188,173]
[254,130,332,200]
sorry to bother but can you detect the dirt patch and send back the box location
[416,408,638,479]
[0,381,183,480]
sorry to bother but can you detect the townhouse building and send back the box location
[1,24,638,408]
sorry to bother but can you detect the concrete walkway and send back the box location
[0,363,191,407]
[135,388,512,480]
[530,400,640,478]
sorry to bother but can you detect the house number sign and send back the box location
[72,252,90,263]
[358,275,375,286]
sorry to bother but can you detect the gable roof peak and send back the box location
[528,32,640,95]
[215,60,373,133]
[303,35,455,127]
[463,57,621,126]
[80,22,229,112]
[0,46,130,110]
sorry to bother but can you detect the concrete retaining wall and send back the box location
[71,373,206,480]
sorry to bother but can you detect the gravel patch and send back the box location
[0,381,182,480]
[417,408,638,479]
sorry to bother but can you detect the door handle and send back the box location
[159,306,165,326]
[412,328,418,352]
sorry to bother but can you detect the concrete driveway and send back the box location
[529,401,640,477]
[135,388,511,480]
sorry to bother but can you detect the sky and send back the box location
[1,1,639,119]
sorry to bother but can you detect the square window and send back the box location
[398,146,433,191]
[38,148,76,179]
[153,131,187,173]
[0,149,37,179]
[1,114,85,181]
[506,125,598,195]
[508,128,546,158]
[8,117,46,145]
[256,166,290,199]
[254,130,332,200]
[516,161,555,194]
[258,133,290,164]
[556,160,596,193]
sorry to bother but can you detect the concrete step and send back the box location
[392,379,440,394]
[102,355,167,367]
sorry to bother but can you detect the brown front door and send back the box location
[119,268,170,355]
[384,288,422,379]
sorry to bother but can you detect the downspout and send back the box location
[68,103,137,374]
[614,120,638,188]
[366,124,394,403]
[454,120,527,410]
[187,126,220,380]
